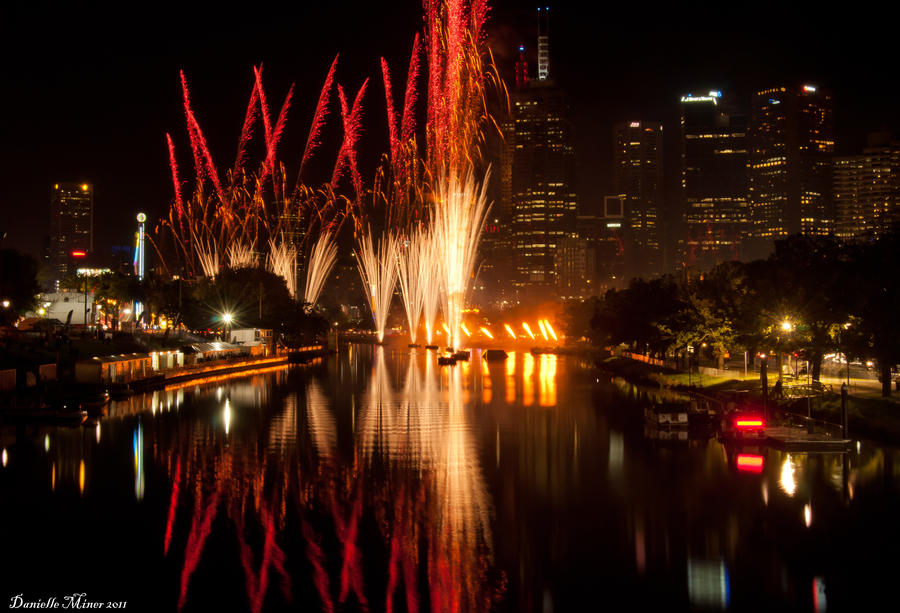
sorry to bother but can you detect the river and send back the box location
[1,345,898,612]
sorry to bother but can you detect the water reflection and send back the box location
[2,348,900,612]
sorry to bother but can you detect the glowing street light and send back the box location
[222,313,233,325]
[781,320,794,332]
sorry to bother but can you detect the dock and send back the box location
[764,426,851,452]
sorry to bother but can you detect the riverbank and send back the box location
[596,355,900,445]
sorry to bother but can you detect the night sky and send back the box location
[2,1,896,259]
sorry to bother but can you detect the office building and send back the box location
[612,120,664,278]
[48,182,93,290]
[680,91,749,268]
[509,11,577,297]
[749,85,835,249]
[834,133,900,240]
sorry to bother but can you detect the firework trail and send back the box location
[432,166,492,350]
[180,71,226,205]
[267,238,299,298]
[166,133,185,223]
[304,230,338,309]
[356,229,399,343]
[332,80,369,202]
[396,229,428,344]
[299,54,338,180]
[400,33,422,144]
[233,83,260,176]
[381,58,400,167]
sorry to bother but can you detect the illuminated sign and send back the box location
[708,90,722,98]
[681,95,717,104]
[803,85,817,92]
[630,121,640,128]
[71,250,87,258]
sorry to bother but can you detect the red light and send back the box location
[735,419,764,428]
[737,454,764,473]
[71,250,87,258]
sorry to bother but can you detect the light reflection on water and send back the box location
[1,347,899,612]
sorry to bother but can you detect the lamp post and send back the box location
[223,312,233,343]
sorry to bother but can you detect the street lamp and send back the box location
[781,320,794,332]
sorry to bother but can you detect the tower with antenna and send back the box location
[537,6,550,81]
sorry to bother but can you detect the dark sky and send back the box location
[1,1,896,258]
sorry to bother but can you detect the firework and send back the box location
[304,230,338,309]
[356,229,399,343]
[226,241,258,269]
[299,55,339,181]
[420,234,441,345]
[431,166,492,349]
[396,229,429,344]
[267,238,299,298]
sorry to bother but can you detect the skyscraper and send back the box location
[748,84,834,250]
[834,133,900,240]
[510,8,577,298]
[680,91,749,268]
[612,120,663,278]
[48,182,93,290]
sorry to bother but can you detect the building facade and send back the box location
[612,120,664,278]
[749,85,834,252]
[834,133,900,240]
[510,81,577,297]
[680,91,749,269]
[48,182,93,291]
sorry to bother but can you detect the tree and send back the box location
[0,249,40,324]
[844,233,900,396]
[185,267,327,344]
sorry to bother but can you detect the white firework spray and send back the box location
[304,230,338,310]
[267,238,298,298]
[356,228,399,343]
[397,228,429,344]
[431,165,492,350]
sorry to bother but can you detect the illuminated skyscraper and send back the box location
[613,120,663,278]
[510,9,577,297]
[834,133,900,240]
[749,84,834,249]
[680,91,749,268]
[48,182,93,290]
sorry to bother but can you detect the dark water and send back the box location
[2,346,898,612]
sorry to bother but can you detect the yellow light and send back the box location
[81,183,89,191]
[522,322,535,340]
[442,323,451,334]
[779,455,796,496]
[781,320,793,332]
[480,326,494,339]
[544,320,558,342]
[461,323,471,337]
[504,324,517,339]
[79,460,85,495]
[537,319,549,341]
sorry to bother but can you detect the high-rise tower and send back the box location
[749,84,834,251]
[48,182,93,290]
[613,120,664,278]
[509,8,577,298]
[680,91,749,268]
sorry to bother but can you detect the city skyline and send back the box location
[2,3,898,262]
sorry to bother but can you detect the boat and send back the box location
[438,356,457,366]
[408,343,421,348]
[484,349,508,361]
[643,403,689,428]
[424,345,439,350]
[452,350,470,361]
